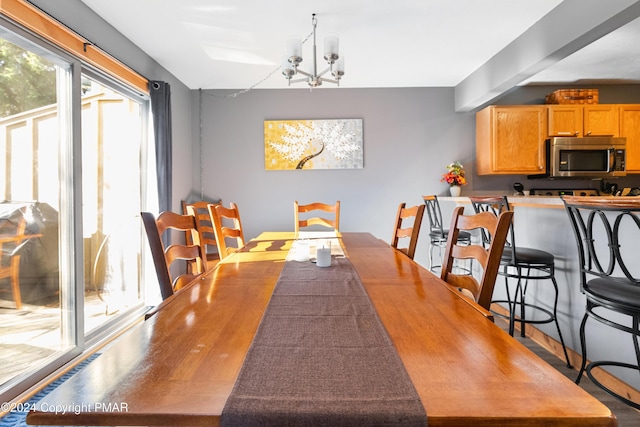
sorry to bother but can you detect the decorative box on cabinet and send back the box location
[476,105,547,175]
[548,104,618,137]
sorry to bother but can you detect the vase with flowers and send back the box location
[441,161,467,197]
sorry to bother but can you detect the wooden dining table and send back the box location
[26,232,616,426]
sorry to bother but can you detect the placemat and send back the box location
[221,256,427,426]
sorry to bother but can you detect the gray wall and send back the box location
[196,85,640,268]
[197,87,475,267]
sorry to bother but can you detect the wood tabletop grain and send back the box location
[27,232,616,427]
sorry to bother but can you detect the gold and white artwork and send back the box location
[264,119,363,170]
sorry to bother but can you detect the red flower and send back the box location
[441,161,466,186]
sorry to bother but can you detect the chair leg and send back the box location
[575,311,590,384]
[11,255,22,310]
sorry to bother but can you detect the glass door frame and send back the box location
[0,15,150,404]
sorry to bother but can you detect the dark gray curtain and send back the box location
[150,80,172,213]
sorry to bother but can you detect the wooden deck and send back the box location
[0,291,119,386]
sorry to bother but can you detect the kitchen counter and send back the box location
[443,195,640,208]
[442,195,566,208]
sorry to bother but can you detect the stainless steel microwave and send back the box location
[544,137,627,178]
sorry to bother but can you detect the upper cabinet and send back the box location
[620,104,640,173]
[548,105,618,137]
[477,103,640,175]
[476,106,547,175]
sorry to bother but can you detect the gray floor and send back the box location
[494,318,640,426]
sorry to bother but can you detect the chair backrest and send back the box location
[0,207,38,309]
[210,202,245,259]
[423,195,446,238]
[440,206,514,310]
[294,201,340,234]
[469,195,516,261]
[141,211,206,300]
[391,202,425,260]
[183,200,220,268]
[563,196,640,291]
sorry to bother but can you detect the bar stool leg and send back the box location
[575,311,590,384]
[519,271,527,338]
[428,242,435,271]
[503,266,572,368]
[633,316,640,378]
[550,275,572,368]
[503,272,515,336]
[511,277,525,338]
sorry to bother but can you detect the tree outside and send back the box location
[0,37,56,118]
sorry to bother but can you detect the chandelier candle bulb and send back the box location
[286,37,302,64]
[281,56,295,77]
[324,34,339,62]
[334,55,345,76]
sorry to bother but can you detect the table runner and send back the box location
[221,253,428,426]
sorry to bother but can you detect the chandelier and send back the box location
[282,14,344,87]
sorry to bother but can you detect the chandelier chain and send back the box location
[207,30,314,98]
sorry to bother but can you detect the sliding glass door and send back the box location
[0,25,149,402]
[0,34,73,394]
[80,75,145,336]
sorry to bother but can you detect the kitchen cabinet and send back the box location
[548,104,618,137]
[619,104,640,173]
[476,106,547,175]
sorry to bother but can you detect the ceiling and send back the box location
[77,0,640,95]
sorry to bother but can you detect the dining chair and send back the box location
[469,195,571,367]
[422,195,471,272]
[141,211,207,301]
[182,200,220,270]
[441,206,513,311]
[390,202,425,260]
[0,208,42,309]
[563,196,640,409]
[294,201,340,234]
[209,202,246,259]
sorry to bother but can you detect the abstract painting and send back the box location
[264,119,363,170]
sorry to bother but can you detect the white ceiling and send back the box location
[78,0,640,93]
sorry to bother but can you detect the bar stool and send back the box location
[563,196,640,409]
[423,195,471,272]
[470,196,571,368]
